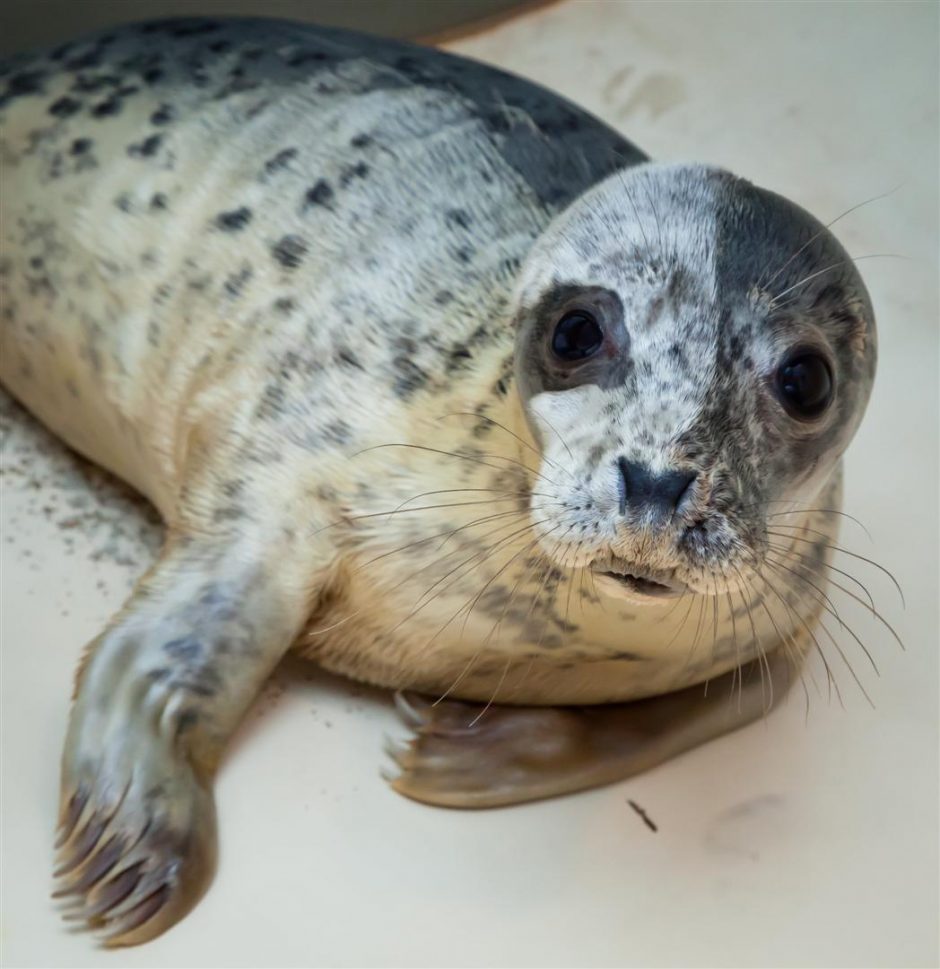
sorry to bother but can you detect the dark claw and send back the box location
[81,861,146,920]
[53,834,127,897]
[102,884,171,945]
[56,786,90,848]
[55,815,108,876]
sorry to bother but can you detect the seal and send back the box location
[0,17,879,945]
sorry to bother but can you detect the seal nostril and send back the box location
[617,459,697,519]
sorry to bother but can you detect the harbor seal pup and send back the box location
[0,17,878,945]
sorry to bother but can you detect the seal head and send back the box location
[512,163,877,601]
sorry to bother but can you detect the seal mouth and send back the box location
[602,571,679,597]
[591,561,686,600]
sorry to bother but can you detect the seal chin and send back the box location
[591,562,686,604]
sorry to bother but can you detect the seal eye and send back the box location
[776,351,833,419]
[551,311,603,361]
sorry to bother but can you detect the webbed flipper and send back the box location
[54,537,316,945]
[388,651,795,808]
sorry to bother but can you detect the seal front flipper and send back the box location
[387,650,798,809]
[54,535,317,946]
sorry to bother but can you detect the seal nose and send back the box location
[617,459,696,520]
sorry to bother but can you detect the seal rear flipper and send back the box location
[54,535,319,945]
[387,649,798,809]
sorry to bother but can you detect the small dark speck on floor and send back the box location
[628,798,658,832]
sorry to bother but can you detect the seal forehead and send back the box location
[516,162,725,305]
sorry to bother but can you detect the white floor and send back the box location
[1,2,937,966]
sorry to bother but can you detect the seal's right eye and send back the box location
[776,350,834,419]
[551,311,603,361]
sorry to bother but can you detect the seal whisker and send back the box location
[753,577,813,719]
[416,523,557,657]
[773,555,905,653]
[732,567,772,713]
[354,508,535,573]
[724,589,744,711]
[758,567,844,708]
[764,555,880,676]
[430,525,555,705]
[770,253,905,305]
[766,537,879,614]
[411,517,548,615]
[767,509,872,542]
[437,412,573,479]
[354,443,555,489]
[761,184,903,291]
[391,486,547,510]
[467,658,511,728]
[767,532,904,607]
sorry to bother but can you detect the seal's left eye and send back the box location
[552,311,603,361]
[776,351,833,419]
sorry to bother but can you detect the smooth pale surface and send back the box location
[1,2,937,966]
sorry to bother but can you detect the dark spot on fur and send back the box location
[272,234,307,270]
[337,347,363,370]
[256,380,286,418]
[150,192,168,211]
[286,49,329,68]
[48,96,81,118]
[6,70,45,97]
[164,636,202,661]
[208,39,232,53]
[445,208,472,230]
[70,137,92,155]
[274,297,295,315]
[223,265,253,298]
[91,97,121,118]
[71,73,119,94]
[392,357,430,399]
[304,179,334,210]
[142,67,164,85]
[339,161,369,187]
[214,207,252,231]
[263,147,297,175]
[114,193,132,212]
[350,133,372,149]
[434,289,454,306]
[128,133,162,158]
[150,104,174,125]
[446,343,473,374]
[323,420,352,444]
[65,48,104,71]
